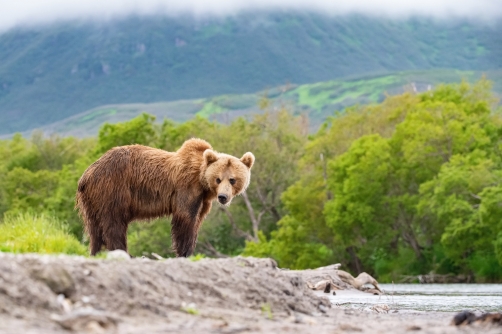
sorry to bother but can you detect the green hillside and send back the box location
[0,13,501,135]
[18,69,501,138]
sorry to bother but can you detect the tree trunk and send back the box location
[402,230,423,260]
[346,246,363,274]
[241,191,263,241]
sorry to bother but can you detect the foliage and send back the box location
[0,132,95,239]
[96,113,158,154]
[245,79,502,282]
[2,79,502,282]
[0,213,87,255]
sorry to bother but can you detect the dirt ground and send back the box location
[0,252,499,333]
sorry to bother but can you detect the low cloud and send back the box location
[1,0,501,32]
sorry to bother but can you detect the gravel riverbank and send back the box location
[0,252,498,333]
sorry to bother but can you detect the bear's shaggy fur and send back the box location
[75,138,254,257]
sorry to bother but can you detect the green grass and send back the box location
[181,305,199,315]
[0,213,87,255]
[196,101,226,117]
[261,303,273,319]
[80,109,117,123]
[188,254,206,262]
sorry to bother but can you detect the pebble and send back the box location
[51,309,118,332]
[106,250,131,260]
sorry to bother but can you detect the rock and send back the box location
[106,250,131,260]
[453,311,474,325]
[57,294,72,313]
[407,325,421,331]
[318,304,328,313]
[30,263,75,297]
[51,309,118,333]
[453,311,502,326]
[339,323,363,332]
[0,254,337,332]
[284,264,382,294]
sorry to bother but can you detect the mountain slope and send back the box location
[0,13,501,134]
[15,69,501,138]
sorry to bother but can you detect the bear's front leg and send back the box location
[170,191,209,257]
[171,213,199,257]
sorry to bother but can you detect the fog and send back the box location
[1,0,501,32]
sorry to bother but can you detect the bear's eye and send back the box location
[216,178,221,184]
[229,178,236,185]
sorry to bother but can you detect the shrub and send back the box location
[0,213,87,255]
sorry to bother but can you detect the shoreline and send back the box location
[0,252,499,333]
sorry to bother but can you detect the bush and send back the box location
[0,213,87,255]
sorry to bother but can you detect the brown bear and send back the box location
[75,138,255,257]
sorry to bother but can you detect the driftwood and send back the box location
[281,263,382,295]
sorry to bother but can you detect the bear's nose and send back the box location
[218,194,228,204]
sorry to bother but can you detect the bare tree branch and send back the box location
[255,186,281,222]
[220,207,256,242]
[257,210,265,221]
[241,191,262,240]
[200,241,229,258]
[470,193,482,200]
[255,186,269,207]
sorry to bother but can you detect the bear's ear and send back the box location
[203,149,218,165]
[240,152,255,169]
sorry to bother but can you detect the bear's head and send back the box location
[202,149,255,205]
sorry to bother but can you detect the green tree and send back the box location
[246,79,502,281]
[96,113,158,154]
[197,109,309,256]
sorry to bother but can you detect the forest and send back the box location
[1,79,501,282]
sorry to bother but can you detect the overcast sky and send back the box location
[1,0,501,32]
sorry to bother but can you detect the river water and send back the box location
[327,284,502,312]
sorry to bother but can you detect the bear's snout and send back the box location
[218,194,229,204]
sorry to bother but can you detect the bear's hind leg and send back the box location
[89,232,104,256]
[86,218,104,256]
